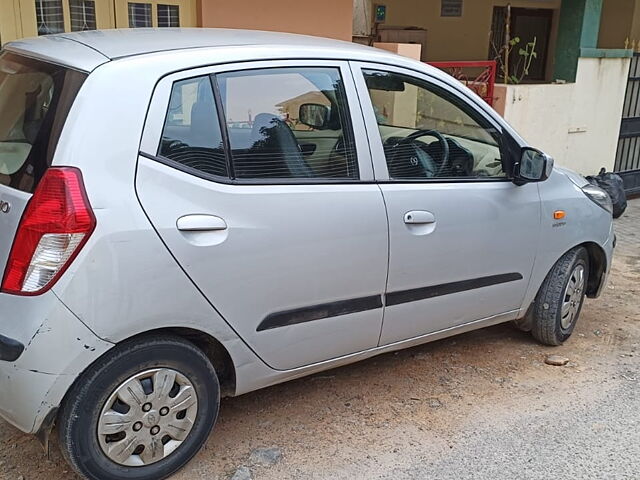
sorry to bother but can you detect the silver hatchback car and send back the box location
[0,29,614,479]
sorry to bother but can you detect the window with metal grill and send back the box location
[35,0,64,35]
[128,2,152,28]
[157,4,180,27]
[159,76,229,179]
[217,67,359,181]
[70,0,97,31]
[441,0,463,17]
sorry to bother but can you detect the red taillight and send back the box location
[1,167,96,295]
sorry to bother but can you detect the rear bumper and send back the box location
[0,293,113,433]
[0,334,24,362]
[0,362,62,433]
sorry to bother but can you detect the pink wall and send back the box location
[197,0,353,41]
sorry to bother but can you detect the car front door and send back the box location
[136,60,389,370]
[352,63,541,346]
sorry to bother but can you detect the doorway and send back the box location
[489,7,553,82]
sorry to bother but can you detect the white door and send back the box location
[352,63,541,345]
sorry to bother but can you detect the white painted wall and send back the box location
[494,57,630,175]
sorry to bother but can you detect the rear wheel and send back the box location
[531,247,589,346]
[58,335,219,480]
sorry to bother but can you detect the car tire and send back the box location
[58,335,219,480]
[531,247,589,346]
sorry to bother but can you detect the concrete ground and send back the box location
[1,199,638,480]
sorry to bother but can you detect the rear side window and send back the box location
[217,67,358,180]
[0,51,85,193]
[159,76,228,178]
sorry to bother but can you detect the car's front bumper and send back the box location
[0,292,112,433]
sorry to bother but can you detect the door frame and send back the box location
[489,6,554,82]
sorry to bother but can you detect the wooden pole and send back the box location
[505,3,511,84]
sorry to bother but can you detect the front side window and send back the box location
[128,2,152,27]
[217,67,358,180]
[35,0,64,35]
[159,76,228,178]
[70,0,97,31]
[363,70,505,180]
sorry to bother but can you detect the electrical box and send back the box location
[375,5,387,23]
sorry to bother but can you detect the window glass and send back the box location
[363,70,505,180]
[217,67,358,180]
[128,2,152,27]
[35,0,64,35]
[157,4,180,27]
[70,0,97,31]
[159,76,228,178]
[0,52,86,193]
[441,0,463,17]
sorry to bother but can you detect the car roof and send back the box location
[4,28,380,72]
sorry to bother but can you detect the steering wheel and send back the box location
[392,129,450,177]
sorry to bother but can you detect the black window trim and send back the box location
[210,74,235,179]
[152,64,364,186]
[140,150,371,186]
[362,67,513,184]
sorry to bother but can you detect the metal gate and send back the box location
[615,53,640,195]
[427,61,497,106]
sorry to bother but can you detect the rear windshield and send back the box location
[0,51,86,193]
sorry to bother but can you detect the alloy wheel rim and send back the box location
[561,264,585,330]
[97,368,198,466]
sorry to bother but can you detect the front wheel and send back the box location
[58,335,220,480]
[531,247,589,346]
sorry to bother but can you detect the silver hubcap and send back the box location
[97,368,198,467]
[561,264,585,329]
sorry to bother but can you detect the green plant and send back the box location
[490,35,538,84]
[511,36,538,83]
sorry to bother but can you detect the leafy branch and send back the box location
[490,35,538,84]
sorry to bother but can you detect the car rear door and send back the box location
[352,62,541,345]
[136,60,389,370]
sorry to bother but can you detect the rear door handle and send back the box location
[177,214,227,232]
[404,210,435,225]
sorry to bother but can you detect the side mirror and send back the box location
[514,147,554,185]
[299,103,330,129]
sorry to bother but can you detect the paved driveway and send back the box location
[1,200,639,480]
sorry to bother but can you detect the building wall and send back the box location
[378,0,561,65]
[598,0,635,48]
[0,0,196,45]
[198,0,353,41]
[495,56,630,174]
[0,0,349,46]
